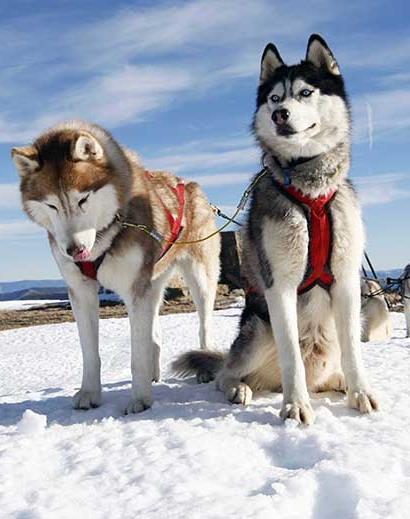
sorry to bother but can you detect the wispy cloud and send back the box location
[340,35,410,69]
[0,0,344,143]
[189,172,252,187]
[365,102,373,150]
[0,183,20,210]
[353,89,410,143]
[354,173,410,206]
[145,145,258,174]
[0,220,42,240]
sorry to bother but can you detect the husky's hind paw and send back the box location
[226,382,253,405]
[124,396,152,415]
[348,389,379,413]
[73,389,102,410]
[280,401,315,425]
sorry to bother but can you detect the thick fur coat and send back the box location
[173,35,379,425]
[361,278,392,342]
[13,121,220,413]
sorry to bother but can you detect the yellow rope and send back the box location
[118,167,268,246]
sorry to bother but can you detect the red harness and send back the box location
[156,181,186,261]
[76,259,101,280]
[76,181,186,280]
[272,178,337,294]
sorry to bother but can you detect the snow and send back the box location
[0,293,116,311]
[16,410,47,435]
[0,300,67,311]
[0,308,409,519]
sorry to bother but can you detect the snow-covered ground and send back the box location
[0,300,68,311]
[0,309,409,519]
[0,294,121,312]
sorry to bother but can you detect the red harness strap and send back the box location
[272,178,337,294]
[156,181,185,261]
[76,253,106,281]
[76,181,186,280]
[77,261,98,280]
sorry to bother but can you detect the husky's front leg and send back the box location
[332,278,379,413]
[69,282,101,409]
[125,293,156,414]
[265,285,314,425]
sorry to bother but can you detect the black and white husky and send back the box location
[174,34,379,425]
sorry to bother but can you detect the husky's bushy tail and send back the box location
[172,350,226,383]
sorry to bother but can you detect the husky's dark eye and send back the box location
[270,94,280,103]
[78,194,90,208]
[300,89,313,98]
[46,203,58,211]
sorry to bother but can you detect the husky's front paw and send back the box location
[226,382,253,405]
[73,389,102,410]
[125,395,153,415]
[347,389,379,413]
[280,401,315,425]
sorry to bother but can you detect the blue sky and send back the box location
[0,0,409,281]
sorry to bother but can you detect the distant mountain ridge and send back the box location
[0,268,405,302]
[368,269,402,281]
[0,279,68,301]
[0,279,66,295]
[0,287,69,302]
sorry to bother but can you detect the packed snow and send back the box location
[0,308,409,518]
[0,300,67,311]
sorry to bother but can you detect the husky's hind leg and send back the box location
[124,271,172,414]
[316,371,346,393]
[151,269,174,382]
[179,251,219,360]
[217,317,278,405]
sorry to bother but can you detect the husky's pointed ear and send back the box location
[72,132,104,161]
[306,34,340,75]
[260,43,285,83]
[11,146,40,176]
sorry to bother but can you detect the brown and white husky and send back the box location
[12,120,220,414]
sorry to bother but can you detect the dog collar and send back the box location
[268,154,320,186]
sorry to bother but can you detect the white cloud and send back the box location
[1,2,409,161]
[0,220,43,240]
[52,65,195,128]
[0,183,20,210]
[189,172,252,187]
[354,173,410,206]
[143,134,258,175]
[145,146,258,173]
[0,0,341,143]
[353,89,410,143]
[365,102,373,150]
[341,36,410,69]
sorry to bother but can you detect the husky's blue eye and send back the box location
[300,89,313,97]
[270,94,280,103]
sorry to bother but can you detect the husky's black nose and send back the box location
[272,109,290,125]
